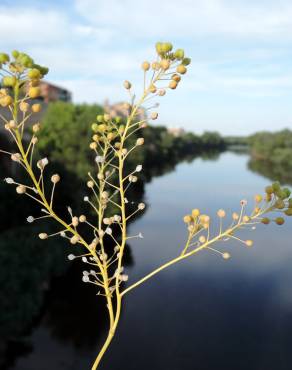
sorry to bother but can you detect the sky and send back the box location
[1,0,292,135]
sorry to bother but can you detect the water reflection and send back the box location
[1,151,292,370]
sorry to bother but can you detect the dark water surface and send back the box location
[3,152,292,370]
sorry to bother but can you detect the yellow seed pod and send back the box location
[254,194,262,203]
[245,240,253,247]
[222,252,231,260]
[97,172,104,180]
[172,74,181,82]
[160,59,170,70]
[232,212,239,220]
[136,137,144,146]
[28,86,41,99]
[19,101,29,112]
[32,123,40,133]
[169,80,178,89]
[93,134,99,142]
[1,95,13,107]
[70,235,79,244]
[176,65,187,74]
[32,103,41,113]
[192,209,200,218]
[199,236,206,243]
[98,124,107,132]
[72,216,79,227]
[51,174,60,184]
[89,142,97,150]
[183,215,192,223]
[217,209,226,218]
[150,112,158,120]
[242,215,250,223]
[107,132,115,141]
[149,84,157,93]
[142,61,150,71]
[200,215,210,224]
[115,142,121,148]
[103,113,111,122]
[152,62,160,71]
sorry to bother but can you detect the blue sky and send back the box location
[1,0,292,135]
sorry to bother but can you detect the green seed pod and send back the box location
[276,190,287,200]
[284,208,292,216]
[272,181,281,192]
[261,217,270,225]
[12,50,19,59]
[283,188,291,198]
[275,199,285,209]
[161,42,173,53]
[96,114,103,122]
[174,49,184,60]
[289,199,292,208]
[91,123,99,132]
[2,76,16,87]
[115,117,121,124]
[28,68,41,79]
[98,124,107,132]
[265,185,273,194]
[182,57,191,66]
[0,53,10,63]
[275,217,285,225]
[155,42,163,54]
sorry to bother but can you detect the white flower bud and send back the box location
[4,178,14,184]
[136,165,142,172]
[68,254,75,260]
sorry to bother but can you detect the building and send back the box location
[103,99,147,122]
[38,81,72,103]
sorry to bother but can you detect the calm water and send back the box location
[3,152,292,370]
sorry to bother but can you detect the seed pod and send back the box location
[12,50,19,58]
[151,62,160,71]
[172,74,181,82]
[0,53,10,63]
[160,59,170,70]
[155,42,163,54]
[176,65,187,74]
[92,123,99,132]
[275,217,285,225]
[222,253,231,260]
[272,182,280,192]
[265,185,273,194]
[191,209,200,218]
[149,84,157,93]
[1,95,13,107]
[217,209,226,218]
[142,61,150,71]
[28,69,41,79]
[123,80,131,89]
[174,49,184,60]
[87,180,94,188]
[28,86,41,98]
[136,138,144,146]
[182,57,191,66]
[261,217,270,225]
[169,80,178,89]
[39,233,48,240]
[284,208,292,216]
[32,123,40,133]
[183,215,192,223]
[150,112,158,120]
[2,76,16,87]
[51,174,60,183]
[275,199,285,209]
[16,185,26,194]
[161,42,173,53]
[254,194,262,203]
[245,240,253,247]
[72,216,79,227]
[32,103,41,113]
[158,89,166,96]
[19,101,29,112]
[79,215,87,222]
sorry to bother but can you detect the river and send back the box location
[2,151,292,370]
